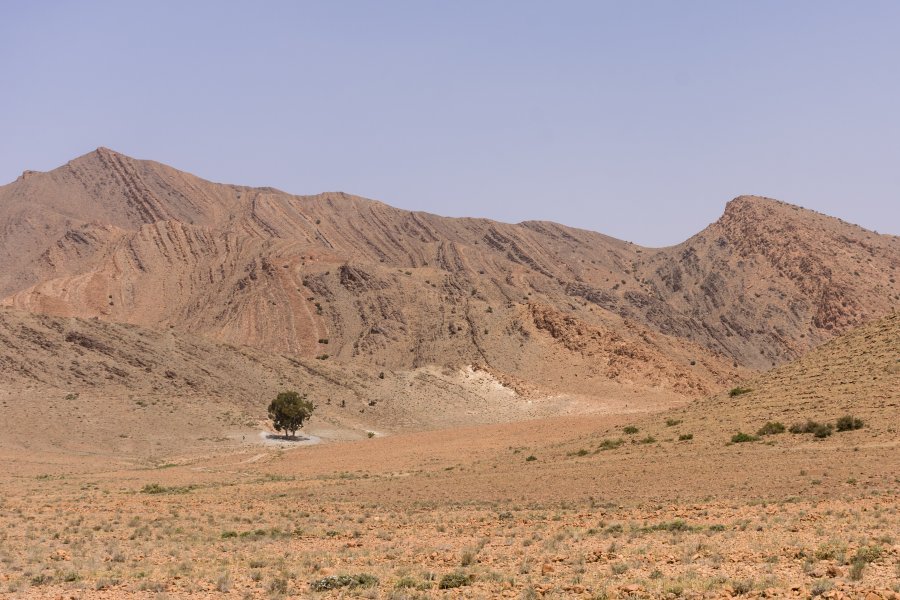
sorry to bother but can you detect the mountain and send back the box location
[1,148,897,400]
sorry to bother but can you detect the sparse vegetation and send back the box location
[438,571,471,589]
[729,387,752,397]
[789,420,833,438]
[730,432,758,443]
[623,426,639,434]
[836,415,864,431]
[757,421,785,436]
[309,573,379,591]
[140,483,193,494]
[598,438,625,451]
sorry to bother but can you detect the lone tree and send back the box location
[267,391,314,438]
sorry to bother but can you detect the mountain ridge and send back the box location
[1,149,897,401]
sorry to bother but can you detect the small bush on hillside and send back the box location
[757,421,786,436]
[394,576,419,589]
[853,545,882,564]
[731,580,754,594]
[598,438,625,451]
[525,455,537,462]
[438,572,471,589]
[309,574,378,592]
[141,483,193,495]
[836,415,864,431]
[813,423,834,438]
[623,426,639,434]
[729,387,752,397]
[849,560,866,581]
[790,420,826,434]
[678,433,693,441]
[644,519,694,533]
[665,418,682,427]
[730,432,758,443]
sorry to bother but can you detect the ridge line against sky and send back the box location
[1,1,898,246]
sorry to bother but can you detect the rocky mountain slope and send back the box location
[664,311,900,442]
[3,306,635,460]
[1,148,897,400]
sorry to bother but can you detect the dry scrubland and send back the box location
[1,416,898,599]
[1,316,898,599]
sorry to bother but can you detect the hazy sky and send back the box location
[1,1,898,246]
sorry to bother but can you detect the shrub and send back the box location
[811,580,833,597]
[757,421,785,436]
[836,415,864,431]
[730,432,758,443]
[678,433,693,441]
[438,572,471,589]
[665,418,682,427]
[854,545,882,563]
[813,424,833,438]
[268,577,289,593]
[645,519,693,532]
[623,426,639,434]
[525,455,537,462]
[310,574,379,591]
[141,483,193,495]
[394,576,418,589]
[639,435,656,444]
[849,559,865,581]
[790,420,830,435]
[141,483,165,494]
[729,387,752,397]
[460,549,476,566]
[598,438,624,451]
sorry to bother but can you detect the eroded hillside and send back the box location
[1,149,897,400]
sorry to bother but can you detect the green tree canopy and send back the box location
[267,391,314,438]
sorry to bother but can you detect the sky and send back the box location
[1,1,898,246]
